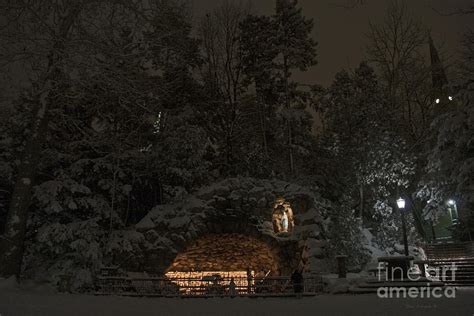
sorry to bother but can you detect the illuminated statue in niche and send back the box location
[281,211,288,232]
[272,199,294,234]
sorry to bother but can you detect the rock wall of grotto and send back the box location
[167,234,280,274]
[133,177,330,275]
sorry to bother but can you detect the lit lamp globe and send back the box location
[447,200,456,206]
[396,198,406,210]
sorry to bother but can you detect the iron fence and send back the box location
[95,274,323,297]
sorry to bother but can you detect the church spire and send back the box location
[429,34,448,90]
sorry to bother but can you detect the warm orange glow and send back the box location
[165,271,253,295]
[165,234,281,295]
[165,270,250,281]
[166,234,279,273]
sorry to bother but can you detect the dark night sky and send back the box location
[0,0,471,105]
[191,0,473,86]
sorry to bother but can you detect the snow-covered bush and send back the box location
[324,201,370,271]
[371,199,421,252]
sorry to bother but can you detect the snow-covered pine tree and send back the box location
[1,0,203,287]
[273,0,317,175]
[240,14,278,160]
[0,0,92,278]
[417,82,474,239]
[320,62,415,221]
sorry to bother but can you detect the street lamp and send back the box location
[396,198,406,209]
[396,197,409,256]
[447,199,459,224]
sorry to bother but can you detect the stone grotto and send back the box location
[132,177,331,278]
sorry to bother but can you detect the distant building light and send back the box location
[448,96,453,101]
[435,98,440,104]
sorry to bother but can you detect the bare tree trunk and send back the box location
[283,57,294,174]
[359,185,364,221]
[0,3,82,278]
[288,119,294,173]
[109,159,118,235]
[259,100,269,157]
[0,86,50,277]
[255,83,268,157]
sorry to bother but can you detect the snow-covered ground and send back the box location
[1,279,474,316]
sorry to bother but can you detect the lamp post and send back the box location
[397,197,409,256]
[447,199,459,224]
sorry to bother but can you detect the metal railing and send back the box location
[95,274,323,297]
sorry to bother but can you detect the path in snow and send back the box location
[1,286,474,316]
